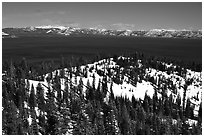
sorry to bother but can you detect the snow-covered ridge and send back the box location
[26,56,202,118]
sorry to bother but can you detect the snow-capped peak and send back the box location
[35,25,67,30]
[149,28,177,32]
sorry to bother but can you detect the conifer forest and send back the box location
[2,52,202,135]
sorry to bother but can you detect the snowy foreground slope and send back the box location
[27,56,202,121]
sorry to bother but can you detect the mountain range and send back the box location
[2,25,202,39]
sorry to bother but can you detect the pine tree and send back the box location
[21,106,30,134]
[45,86,58,135]
[9,59,15,80]
[45,113,59,135]
[104,99,120,135]
[29,109,39,135]
[95,79,104,103]
[58,102,72,135]
[62,77,69,104]
[45,86,56,113]
[110,81,115,100]
[54,73,62,104]
[169,93,173,116]
[16,88,23,109]
[84,100,95,133]
[38,113,46,135]
[2,100,19,134]
[36,83,45,113]
[73,105,93,135]
[92,73,96,90]
[143,92,150,113]
[185,97,191,118]
[198,102,202,121]
[25,79,30,102]
[29,84,36,110]
[17,120,24,135]
[102,76,108,98]
[153,90,158,113]
[164,98,170,116]
[176,93,181,108]
[21,57,28,76]
[119,103,130,134]
[182,84,188,112]
[152,113,159,134]
[157,98,164,116]
[86,80,94,101]
[78,77,84,95]
[92,101,105,135]
[60,68,65,78]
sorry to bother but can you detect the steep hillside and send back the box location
[2,54,202,135]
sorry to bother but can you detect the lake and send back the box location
[2,36,202,64]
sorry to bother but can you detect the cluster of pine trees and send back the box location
[2,53,202,135]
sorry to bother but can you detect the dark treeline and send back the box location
[2,51,202,75]
[2,52,202,135]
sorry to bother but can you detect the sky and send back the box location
[2,2,202,30]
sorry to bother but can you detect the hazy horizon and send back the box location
[2,2,202,30]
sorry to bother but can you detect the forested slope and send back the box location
[2,53,202,135]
